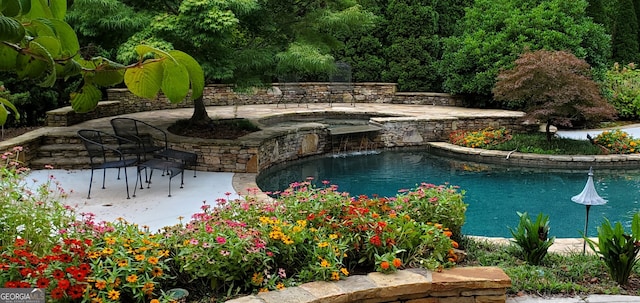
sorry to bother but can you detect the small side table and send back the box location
[134,159,184,197]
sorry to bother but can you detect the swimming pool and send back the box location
[256,150,640,238]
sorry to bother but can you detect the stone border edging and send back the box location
[428,142,640,170]
[225,267,510,303]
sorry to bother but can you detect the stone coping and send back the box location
[428,142,640,170]
[225,267,511,303]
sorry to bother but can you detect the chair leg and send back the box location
[133,166,143,197]
[102,168,107,189]
[123,167,131,199]
[117,167,122,180]
[87,169,95,199]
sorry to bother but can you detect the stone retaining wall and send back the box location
[45,84,467,127]
[226,267,511,303]
[428,142,640,170]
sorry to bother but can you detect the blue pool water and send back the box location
[256,150,640,238]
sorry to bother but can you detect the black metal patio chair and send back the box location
[77,129,138,199]
[110,118,198,178]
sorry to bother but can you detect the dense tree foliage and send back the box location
[493,50,616,141]
[332,0,470,91]
[65,0,152,59]
[586,0,607,25]
[440,0,610,102]
[611,0,639,64]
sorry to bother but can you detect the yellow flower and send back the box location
[117,260,128,267]
[320,259,330,267]
[282,237,294,245]
[126,274,138,283]
[104,237,116,245]
[296,220,307,227]
[340,268,349,276]
[101,248,114,255]
[251,273,264,285]
[329,234,338,240]
[147,256,159,265]
[276,283,285,290]
[159,250,170,257]
[259,216,270,224]
[91,298,103,303]
[259,288,269,293]
[318,242,329,248]
[107,290,120,300]
[292,226,303,233]
[88,251,101,259]
[331,271,340,281]
[134,254,145,261]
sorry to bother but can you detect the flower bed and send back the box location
[0,148,468,302]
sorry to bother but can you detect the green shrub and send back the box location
[509,212,555,265]
[603,63,640,120]
[586,213,640,285]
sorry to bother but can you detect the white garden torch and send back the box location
[571,167,607,254]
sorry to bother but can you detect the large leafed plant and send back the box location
[0,0,204,124]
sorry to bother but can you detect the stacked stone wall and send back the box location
[46,84,467,127]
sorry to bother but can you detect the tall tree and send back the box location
[586,0,607,25]
[109,0,376,124]
[493,50,616,141]
[611,0,640,64]
[440,0,611,103]
[66,0,153,59]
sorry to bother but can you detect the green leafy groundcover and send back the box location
[0,149,467,303]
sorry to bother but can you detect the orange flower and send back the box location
[451,241,459,249]
[331,271,340,281]
[380,261,390,270]
[126,274,138,283]
[152,267,163,277]
[443,230,453,237]
[147,256,159,265]
[95,280,107,290]
[392,258,402,268]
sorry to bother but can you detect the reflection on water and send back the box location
[256,150,640,238]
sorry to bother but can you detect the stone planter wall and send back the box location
[375,117,528,148]
[226,267,511,303]
[428,142,640,170]
[45,84,466,127]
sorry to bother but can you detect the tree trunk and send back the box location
[545,119,553,143]
[189,96,212,125]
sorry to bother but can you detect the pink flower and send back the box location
[216,236,226,244]
[278,268,287,278]
[429,197,439,203]
[189,239,199,245]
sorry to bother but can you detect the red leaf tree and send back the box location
[492,50,617,141]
